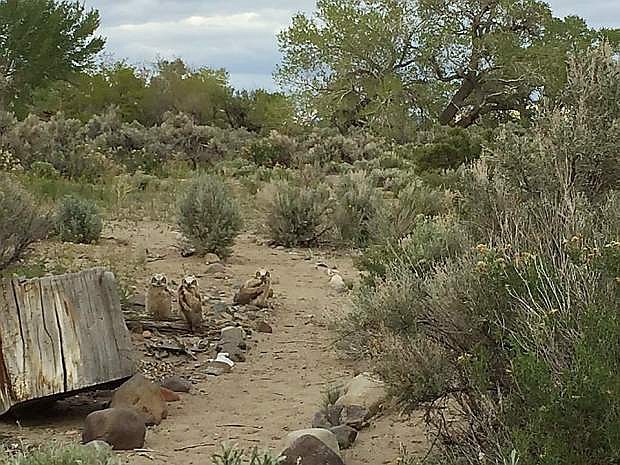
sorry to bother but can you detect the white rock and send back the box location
[220,326,246,344]
[335,372,387,417]
[329,274,347,293]
[213,353,235,367]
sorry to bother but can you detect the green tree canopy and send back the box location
[276,0,619,134]
[0,0,105,114]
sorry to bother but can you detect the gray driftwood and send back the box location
[0,268,135,414]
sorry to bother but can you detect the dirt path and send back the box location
[129,228,426,464]
[0,223,427,464]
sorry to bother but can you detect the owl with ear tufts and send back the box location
[234,268,272,308]
[177,275,203,332]
[146,273,173,321]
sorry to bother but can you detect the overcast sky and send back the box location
[83,0,620,90]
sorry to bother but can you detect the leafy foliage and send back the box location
[340,45,620,465]
[332,172,385,247]
[277,0,619,133]
[211,444,283,465]
[0,0,105,114]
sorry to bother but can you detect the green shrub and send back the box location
[30,161,60,179]
[2,442,119,465]
[332,171,385,247]
[267,182,331,247]
[367,180,453,244]
[245,131,296,167]
[54,196,103,244]
[407,127,482,172]
[177,174,242,258]
[0,175,50,270]
[359,215,466,281]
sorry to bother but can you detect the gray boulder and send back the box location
[280,435,344,465]
[82,408,146,450]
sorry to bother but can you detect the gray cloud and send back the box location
[84,0,620,90]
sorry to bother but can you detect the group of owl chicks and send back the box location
[146,274,203,332]
[145,269,272,332]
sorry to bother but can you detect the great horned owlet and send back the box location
[146,273,173,320]
[177,275,203,332]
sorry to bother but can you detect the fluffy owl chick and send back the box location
[234,269,272,308]
[146,273,173,321]
[178,275,203,332]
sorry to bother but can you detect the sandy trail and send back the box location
[0,223,426,464]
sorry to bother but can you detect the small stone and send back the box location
[340,404,370,430]
[335,372,387,422]
[312,410,331,429]
[204,253,221,265]
[181,247,196,258]
[161,376,191,393]
[206,263,227,274]
[220,326,246,345]
[255,320,273,333]
[160,387,181,402]
[218,342,246,362]
[283,429,340,457]
[142,330,153,339]
[329,274,346,293]
[280,434,344,465]
[329,425,358,449]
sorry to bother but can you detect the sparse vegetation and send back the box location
[177,174,242,258]
[54,195,103,244]
[211,444,283,465]
[0,174,50,270]
[1,0,619,463]
[0,443,119,465]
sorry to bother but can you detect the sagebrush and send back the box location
[177,174,242,258]
[0,175,50,271]
[267,182,331,247]
[55,195,103,244]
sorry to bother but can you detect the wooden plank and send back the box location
[0,268,136,414]
[39,276,66,391]
[100,271,134,376]
[0,280,22,413]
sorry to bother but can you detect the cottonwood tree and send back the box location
[276,0,422,139]
[277,0,619,132]
[0,0,105,114]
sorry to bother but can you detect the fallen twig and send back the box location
[215,423,263,429]
[174,442,216,452]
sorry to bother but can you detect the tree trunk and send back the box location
[438,77,477,126]
[0,268,135,415]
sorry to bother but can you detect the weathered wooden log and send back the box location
[0,268,135,415]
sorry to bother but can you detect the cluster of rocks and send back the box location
[280,373,387,464]
[82,373,191,450]
[83,266,275,451]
